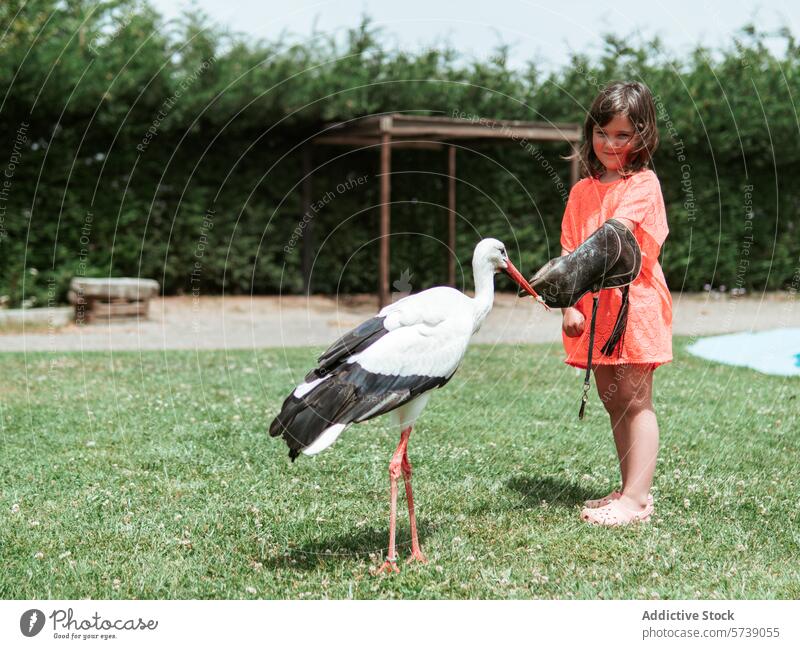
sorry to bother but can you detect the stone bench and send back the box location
[68,277,159,323]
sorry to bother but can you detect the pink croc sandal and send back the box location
[580,498,654,526]
[584,490,653,509]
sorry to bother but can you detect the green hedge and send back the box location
[0,2,797,307]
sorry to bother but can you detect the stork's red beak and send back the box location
[503,260,550,311]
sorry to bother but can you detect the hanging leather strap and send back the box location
[579,294,600,420]
[601,284,630,356]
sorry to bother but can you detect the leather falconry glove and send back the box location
[525,219,642,418]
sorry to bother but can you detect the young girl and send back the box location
[560,81,672,526]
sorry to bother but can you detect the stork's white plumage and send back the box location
[269,238,543,573]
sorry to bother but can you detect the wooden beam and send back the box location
[389,124,581,142]
[389,141,444,150]
[316,115,583,147]
[313,135,443,150]
[447,145,456,288]
[378,132,391,308]
[301,145,313,293]
[391,113,581,131]
[312,135,380,147]
[314,116,385,138]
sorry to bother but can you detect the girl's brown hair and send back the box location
[573,81,659,179]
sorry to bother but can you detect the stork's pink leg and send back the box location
[373,426,412,575]
[402,446,427,564]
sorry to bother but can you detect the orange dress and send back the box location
[560,169,672,369]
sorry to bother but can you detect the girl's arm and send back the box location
[559,217,634,337]
[613,216,635,232]
[560,247,585,337]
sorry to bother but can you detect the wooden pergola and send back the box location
[303,113,582,306]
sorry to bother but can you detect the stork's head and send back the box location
[472,238,542,301]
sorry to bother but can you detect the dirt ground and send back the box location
[1,291,797,353]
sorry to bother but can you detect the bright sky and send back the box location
[151,0,796,71]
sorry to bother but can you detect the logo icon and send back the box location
[392,268,414,301]
[20,609,45,637]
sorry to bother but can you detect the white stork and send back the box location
[269,238,544,574]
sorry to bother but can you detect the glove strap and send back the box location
[579,294,600,420]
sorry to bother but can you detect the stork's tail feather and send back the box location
[269,363,448,460]
[269,391,346,461]
[268,365,371,460]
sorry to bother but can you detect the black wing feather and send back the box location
[308,316,389,380]
[269,363,452,460]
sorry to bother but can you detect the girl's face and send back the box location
[592,113,636,172]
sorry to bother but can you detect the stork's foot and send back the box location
[372,558,400,576]
[406,549,427,565]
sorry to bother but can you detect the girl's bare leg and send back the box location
[594,364,659,510]
[597,364,632,490]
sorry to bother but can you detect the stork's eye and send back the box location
[499,247,506,257]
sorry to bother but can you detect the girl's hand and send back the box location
[562,307,585,337]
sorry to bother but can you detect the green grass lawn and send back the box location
[1,338,798,599]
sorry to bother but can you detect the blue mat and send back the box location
[687,328,800,376]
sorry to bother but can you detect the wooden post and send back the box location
[570,144,580,187]
[447,145,456,287]
[379,132,392,307]
[301,145,313,294]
